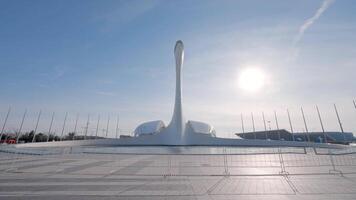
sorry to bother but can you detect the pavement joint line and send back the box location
[283,175,299,194]
[206,176,227,194]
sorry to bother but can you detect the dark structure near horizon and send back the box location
[236,129,354,145]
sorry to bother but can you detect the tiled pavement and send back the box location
[0,151,356,199]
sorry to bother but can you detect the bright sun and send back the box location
[238,68,266,92]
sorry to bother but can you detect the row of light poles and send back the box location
[239,101,356,143]
[0,109,121,143]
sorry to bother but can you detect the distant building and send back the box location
[236,129,354,145]
[120,135,133,139]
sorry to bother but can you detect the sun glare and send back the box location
[238,68,266,92]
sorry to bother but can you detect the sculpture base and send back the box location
[14,133,344,149]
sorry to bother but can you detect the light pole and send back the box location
[115,114,120,139]
[0,106,11,142]
[274,111,280,140]
[60,112,68,141]
[315,105,327,143]
[241,113,245,138]
[72,113,79,140]
[287,109,294,141]
[95,115,100,139]
[262,112,267,139]
[106,115,110,138]
[47,112,55,142]
[334,104,346,143]
[16,109,27,144]
[251,112,256,139]
[301,107,310,142]
[32,110,42,143]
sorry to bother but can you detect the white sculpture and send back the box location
[164,40,187,142]
[134,40,216,145]
[134,120,165,137]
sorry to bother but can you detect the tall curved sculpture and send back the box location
[164,40,186,142]
[134,40,216,145]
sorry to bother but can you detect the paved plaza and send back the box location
[1,147,356,199]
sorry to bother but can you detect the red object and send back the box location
[0,139,16,144]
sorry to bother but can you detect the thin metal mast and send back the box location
[95,115,100,139]
[300,107,310,142]
[262,112,267,139]
[274,110,280,140]
[251,112,256,139]
[0,106,11,141]
[84,114,90,140]
[115,114,119,139]
[32,110,42,143]
[240,113,245,138]
[287,109,294,141]
[334,104,344,133]
[16,109,27,143]
[333,104,346,143]
[73,113,79,140]
[105,115,110,138]
[47,112,55,142]
[315,105,327,143]
[60,112,68,141]
[354,100,356,127]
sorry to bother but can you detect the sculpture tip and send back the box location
[175,40,184,52]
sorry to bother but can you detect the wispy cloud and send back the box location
[294,0,335,45]
[36,65,70,88]
[290,0,335,61]
[38,65,69,81]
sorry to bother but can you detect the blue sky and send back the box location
[0,0,356,137]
